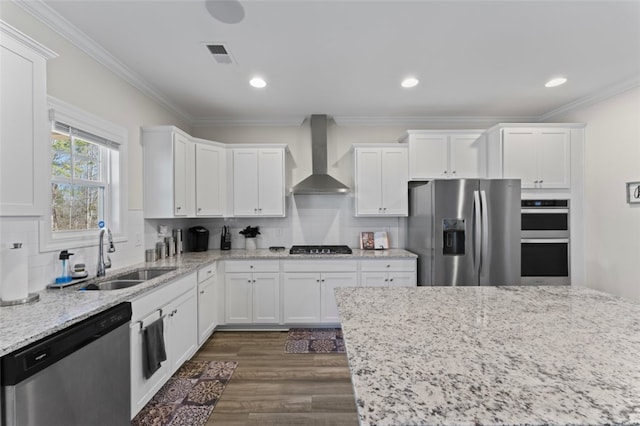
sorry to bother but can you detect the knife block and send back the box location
[220,234,231,250]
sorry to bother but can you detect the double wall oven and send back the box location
[521,199,570,285]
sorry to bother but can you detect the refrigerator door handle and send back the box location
[480,190,489,275]
[473,190,482,276]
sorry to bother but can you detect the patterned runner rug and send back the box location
[132,360,237,426]
[284,328,346,353]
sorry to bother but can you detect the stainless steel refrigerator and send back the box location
[407,179,521,286]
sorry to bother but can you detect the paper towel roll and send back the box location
[1,244,29,301]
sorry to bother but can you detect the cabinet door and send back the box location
[360,272,389,287]
[252,273,281,323]
[450,133,484,178]
[167,288,198,374]
[502,130,538,188]
[536,129,571,189]
[355,148,383,215]
[320,272,358,323]
[283,273,321,323]
[408,134,448,179]
[381,148,408,215]
[233,149,259,216]
[388,272,416,287]
[130,310,169,418]
[197,278,217,345]
[173,133,191,216]
[225,273,253,323]
[1,35,49,216]
[195,143,223,216]
[257,149,285,216]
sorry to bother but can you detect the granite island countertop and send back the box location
[335,286,640,426]
[0,248,415,357]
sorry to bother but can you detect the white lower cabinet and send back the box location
[130,273,198,419]
[282,260,358,324]
[197,263,219,345]
[282,273,322,323]
[360,259,417,287]
[224,260,280,324]
[320,272,358,322]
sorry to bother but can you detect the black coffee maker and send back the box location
[188,226,209,252]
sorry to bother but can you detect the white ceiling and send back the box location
[25,0,640,125]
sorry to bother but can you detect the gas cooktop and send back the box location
[289,245,353,255]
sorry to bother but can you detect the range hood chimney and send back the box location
[291,115,350,195]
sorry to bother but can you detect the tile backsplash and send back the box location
[145,195,405,252]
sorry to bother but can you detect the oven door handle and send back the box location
[521,238,569,243]
[521,208,569,214]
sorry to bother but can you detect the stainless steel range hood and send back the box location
[291,115,350,195]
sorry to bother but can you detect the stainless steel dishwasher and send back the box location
[1,302,132,426]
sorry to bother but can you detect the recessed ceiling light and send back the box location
[250,77,267,88]
[545,77,567,88]
[401,77,419,88]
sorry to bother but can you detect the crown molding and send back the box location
[0,19,58,59]
[332,115,539,127]
[190,116,306,127]
[13,0,193,123]
[539,75,640,121]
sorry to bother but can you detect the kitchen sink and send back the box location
[114,267,177,281]
[81,280,144,291]
[79,267,177,291]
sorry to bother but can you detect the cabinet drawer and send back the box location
[282,260,357,272]
[197,263,217,283]
[360,259,416,272]
[130,272,197,322]
[224,260,279,273]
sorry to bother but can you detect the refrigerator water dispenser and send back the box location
[443,219,465,255]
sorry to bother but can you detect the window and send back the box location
[51,123,116,232]
[40,97,127,251]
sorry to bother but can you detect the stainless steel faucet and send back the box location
[97,228,115,277]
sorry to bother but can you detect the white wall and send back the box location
[0,4,188,291]
[548,87,640,301]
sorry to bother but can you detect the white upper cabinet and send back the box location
[0,23,57,216]
[195,141,225,216]
[354,146,408,216]
[232,147,285,217]
[399,131,485,180]
[172,132,192,216]
[502,128,571,189]
[142,126,225,218]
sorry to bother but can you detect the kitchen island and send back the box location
[335,286,640,425]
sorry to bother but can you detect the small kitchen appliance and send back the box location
[189,226,210,252]
[220,226,231,250]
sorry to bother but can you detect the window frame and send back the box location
[39,97,128,252]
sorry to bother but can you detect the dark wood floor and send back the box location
[193,331,359,425]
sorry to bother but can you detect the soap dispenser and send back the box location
[55,250,74,284]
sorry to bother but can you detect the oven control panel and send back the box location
[521,199,568,208]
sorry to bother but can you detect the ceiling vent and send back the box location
[206,44,234,64]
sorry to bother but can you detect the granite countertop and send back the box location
[335,286,640,426]
[0,248,415,357]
